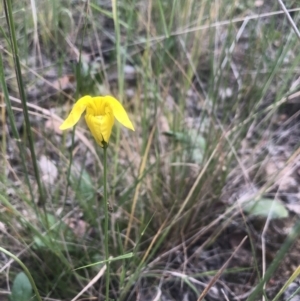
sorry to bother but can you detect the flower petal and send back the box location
[94,96,135,131]
[100,111,114,143]
[85,113,114,147]
[85,114,104,147]
[59,96,92,130]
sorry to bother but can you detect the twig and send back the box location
[71,264,106,301]
[197,236,248,301]
[277,0,300,40]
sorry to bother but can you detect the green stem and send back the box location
[103,145,110,301]
[63,4,88,209]
[0,247,42,301]
[3,0,45,206]
[111,0,122,200]
[0,54,37,213]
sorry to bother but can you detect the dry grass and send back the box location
[1,0,300,300]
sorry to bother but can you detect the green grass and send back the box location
[1,0,300,300]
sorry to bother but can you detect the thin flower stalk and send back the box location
[60,95,134,300]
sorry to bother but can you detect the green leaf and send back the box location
[71,168,95,200]
[243,198,288,219]
[10,272,33,301]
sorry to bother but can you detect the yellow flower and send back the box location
[59,95,135,147]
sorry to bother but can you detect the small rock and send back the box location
[39,155,58,185]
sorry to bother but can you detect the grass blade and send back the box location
[0,247,42,301]
[0,53,36,211]
[247,219,300,301]
[3,0,45,205]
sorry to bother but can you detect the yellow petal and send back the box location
[59,96,92,130]
[85,114,104,146]
[100,111,114,143]
[85,113,114,147]
[93,96,135,131]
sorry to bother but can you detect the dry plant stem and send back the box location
[71,264,107,301]
[103,146,110,301]
[114,7,300,49]
[0,247,42,301]
[277,0,300,40]
[197,236,248,301]
[125,124,156,248]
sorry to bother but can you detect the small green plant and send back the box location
[9,272,33,301]
[243,197,288,219]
